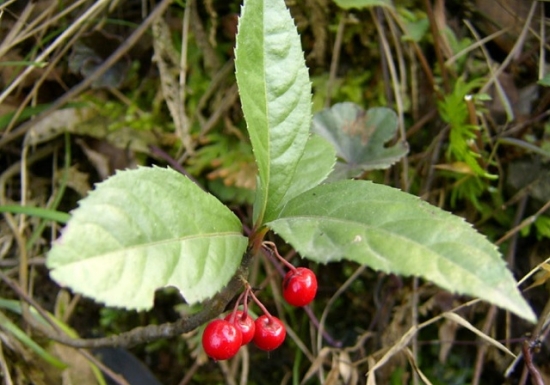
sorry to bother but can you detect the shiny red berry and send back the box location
[225,310,256,346]
[253,315,286,351]
[282,267,317,307]
[202,319,242,360]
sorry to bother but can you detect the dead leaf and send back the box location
[24,107,95,146]
[524,263,550,291]
[434,161,475,175]
[301,347,331,385]
[443,313,515,357]
[324,354,341,385]
[58,165,91,197]
[338,351,358,384]
[366,356,377,385]
[404,347,434,385]
[52,344,101,385]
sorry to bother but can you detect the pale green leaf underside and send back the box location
[47,167,248,310]
[312,103,408,180]
[267,180,536,322]
[235,0,312,225]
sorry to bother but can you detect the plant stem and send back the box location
[522,341,544,385]
[245,283,273,320]
[229,290,246,324]
[241,287,251,321]
[0,249,253,349]
[262,241,296,272]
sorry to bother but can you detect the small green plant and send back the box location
[437,76,496,209]
[46,0,535,363]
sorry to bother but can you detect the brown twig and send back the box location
[521,340,544,385]
[516,295,550,384]
[0,250,252,349]
[496,199,550,246]
[423,0,449,93]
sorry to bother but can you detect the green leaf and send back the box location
[534,215,550,240]
[402,18,430,43]
[267,180,536,322]
[438,78,496,179]
[312,103,408,180]
[47,167,248,310]
[235,0,312,225]
[538,74,550,87]
[333,0,392,9]
[0,205,70,223]
[280,134,336,207]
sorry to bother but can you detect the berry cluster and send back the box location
[201,242,318,361]
[201,286,286,360]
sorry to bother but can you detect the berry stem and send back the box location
[245,282,274,321]
[229,290,246,323]
[262,241,297,272]
[241,287,250,321]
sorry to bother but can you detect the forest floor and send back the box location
[0,0,549,384]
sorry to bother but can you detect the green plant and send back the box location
[439,78,492,177]
[437,77,496,209]
[45,0,535,360]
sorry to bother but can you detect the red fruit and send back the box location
[282,267,317,307]
[225,310,256,345]
[202,319,242,360]
[253,315,286,351]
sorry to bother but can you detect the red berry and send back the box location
[224,310,256,345]
[202,319,242,360]
[282,267,317,307]
[253,315,286,351]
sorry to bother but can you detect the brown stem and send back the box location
[228,290,247,323]
[241,287,251,321]
[522,341,544,385]
[423,0,449,93]
[1,250,252,349]
[262,241,296,272]
[246,282,273,320]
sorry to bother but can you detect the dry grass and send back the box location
[0,0,549,384]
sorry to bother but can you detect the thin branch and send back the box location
[479,1,538,94]
[496,199,550,245]
[521,341,544,385]
[423,0,449,93]
[0,251,252,349]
